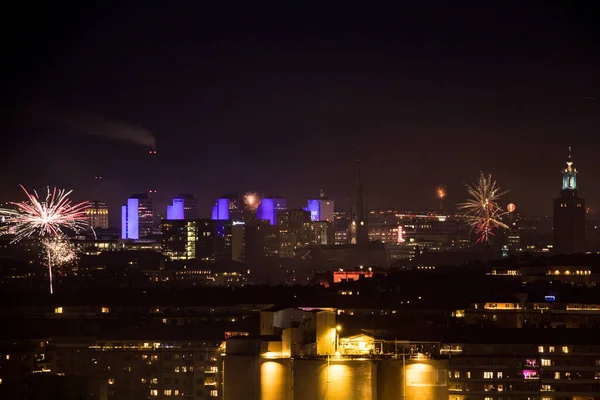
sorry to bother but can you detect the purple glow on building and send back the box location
[257,198,276,225]
[257,197,287,225]
[167,197,184,220]
[121,205,127,240]
[121,198,139,239]
[307,200,320,221]
[212,198,230,220]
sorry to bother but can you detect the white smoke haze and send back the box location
[26,106,156,149]
[60,113,156,149]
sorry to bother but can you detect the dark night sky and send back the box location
[3,2,600,225]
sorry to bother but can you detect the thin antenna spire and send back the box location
[568,146,572,160]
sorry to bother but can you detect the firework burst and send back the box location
[458,172,509,244]
[41,238,79,293]
[2,185,91,242]
[435,185,447,210]
[243,192,261,210]
[0,185,91,294]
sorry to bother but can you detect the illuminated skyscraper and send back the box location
[212,195,242,221]
[306,190,334,222]
[86,201,109,229]
[257,197,287,225]
[167,194,199,220]
[121,193,154,239]
[553,148,586,254]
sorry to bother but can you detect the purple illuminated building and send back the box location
[257,197,287,226]
[121,198,139,239]
[212,198,231,220]
[166,197,185,220]
[306,193,334,222]
[121,193,154,239]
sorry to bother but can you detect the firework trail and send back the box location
[0,185,91,293]
[42,239,79,294]
[244,192,261,210]
[458,172,509,244]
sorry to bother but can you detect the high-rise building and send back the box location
[85,201,109,229]
[277,209,311,257]
[257,197,287,225]
[306,190,334,222]
[161,219,228,261]
[211,195,243,222]
[355,147,369,245]
[166,194,199,220]
[121,194,154,239]
[553,149,586,254]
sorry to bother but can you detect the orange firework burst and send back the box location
[244,192,261,210]
[436,185,447,210]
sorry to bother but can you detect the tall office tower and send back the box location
[86,201,109,229]
[166,194,199,220]
[121,193,154,239]
[179,193,199,219]
[257,197,287,225]
[355,147,369,246]
[306,190,335,222]
[161,219,224,261]
[166,197,184,220]
[553,148,586,254]
[211,195,243,221]
[277,209,311,258]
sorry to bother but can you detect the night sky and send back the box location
[3,3,600,225]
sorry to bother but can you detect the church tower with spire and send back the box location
[553,147,586,254]
[355,147,369,246]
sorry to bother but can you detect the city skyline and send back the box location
[3,4,600,221]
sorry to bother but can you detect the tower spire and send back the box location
[355,146,368,245]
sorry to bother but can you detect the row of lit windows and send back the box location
[538,346,569,353]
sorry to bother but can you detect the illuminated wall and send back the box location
[212,198,230,221]
[257,198,287,225]
[307,200,320,221]
[121,198,139,239]
[307,199,335,222]
[166,197,184,220]
[294,359,375,400]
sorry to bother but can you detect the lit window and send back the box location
[466,371,471,378]
[210,390,218,397]
[151,378,158,384]
[454,371,460,378]
[101,307,109,313]
[541,384,552,391]
[484,371,493,379]
[174,366,180,373]
[554,372,560,379]
[55,307,63,314]
[541,359,551,366]
[108,378,114,385]
[164,390,172,396]
[549,346,555,353]
[562,346,569,353]
[150,389,158,396]
[497,372,503,378]
[538,346,544,353]
[174,390,179,395]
